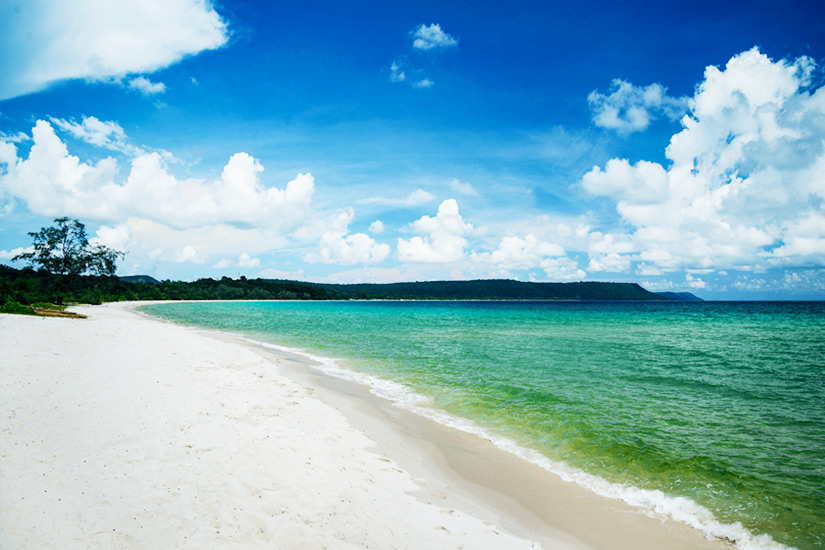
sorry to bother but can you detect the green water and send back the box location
[140,300,825,549]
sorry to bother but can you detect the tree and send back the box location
[13,217,124,276]
[85,244,123,276]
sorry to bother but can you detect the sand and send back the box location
[0,303,732,549]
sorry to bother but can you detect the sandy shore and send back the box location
[0,303,732,549]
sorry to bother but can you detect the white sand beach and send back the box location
[0,303,732,549]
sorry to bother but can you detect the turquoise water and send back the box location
[140,300,825,549]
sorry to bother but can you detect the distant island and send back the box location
[1,265,699,308]
[315,279,665,301]
[655,291,704,301]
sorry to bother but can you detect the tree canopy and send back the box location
[13,217,123,276]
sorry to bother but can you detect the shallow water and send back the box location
[141,300,825,549]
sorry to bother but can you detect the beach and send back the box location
[0,302,733,549]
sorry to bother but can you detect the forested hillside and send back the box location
[1,265,669,309]
[315,279,666,301]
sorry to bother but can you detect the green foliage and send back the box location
[0,300,36,315]
[656,291,703,301]
[316,279,668,301]
[13,217,124,276]
[0,266,346,305]
[30,302,67,311]
[85,243,123,276]
[0,265,668,307]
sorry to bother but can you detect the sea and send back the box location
[139,300,825,550]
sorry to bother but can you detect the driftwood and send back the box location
[31,308,88,319]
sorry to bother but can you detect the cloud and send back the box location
[539,257,587,280]
[128,76,166,95]
[450,178,479,196]
[259,267,306,280]
[732,275,768,292]
[782,269,825,291]
[369,220,385,234]
[639,279,675,291]
[585,232,635,272]
[390,23,457,88]
[474,234,565,271]
[581,47,825,275]
[303,208,390,265]
[92,217,290,266]
[411,24,458,51]
[1,120,317,266]
[212,259,231,269]
[588,79,688,134]
[685,274,706,289]
[359,188,435,207]
[587,252,631,273]
[0,246,31,260]
[49,116,143,156]
[92,224,131,251]
[237,253,260,269]
[0,132,29,144]
[581,158,669,203]
[397,199,472,263]
[0,0,228,100]
[0,120,315,230]
[390,60,407,83]
[312,232,391,265]
[412,78,434,89]
[389,57,435,89]
[726,269,825,294]
[177,245,203,263]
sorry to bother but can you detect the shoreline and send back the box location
[1,302,732,549]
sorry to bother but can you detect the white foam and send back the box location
[245,337,794,550]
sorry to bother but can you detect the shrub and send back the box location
[0,301,36,315]
[31,302,67,311]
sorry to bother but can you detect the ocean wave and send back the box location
[244,336,793,550]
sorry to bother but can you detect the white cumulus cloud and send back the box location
[303,208,390,265]
[177,245,203,264]
[412,78,434,89]
[95,218,289,266]
[211,254,271,271]
[397,199,472,263]
[0,120,318,266]
[783,270,825,291]
[588,79,688,134]
[685,274,706,289]
[0,132,30,144]
[581,47,825,275]
[92,224,131,251]
[128,76,167,95]
[0,0,228,100]
[0,247,31,260]
[390,24,457,88]
[212,259,231,269]
[50,116,143,156]
[539,257,587,281]
[411,24,458,51]
[237,253,260,269]
[587,253,632,273]
[450,178,479,196]
[474,234,565,271]
[0,120,315,230]
[359,188,435,207]
[390,60,407,83]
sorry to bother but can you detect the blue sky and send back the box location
[1,0,824,299]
